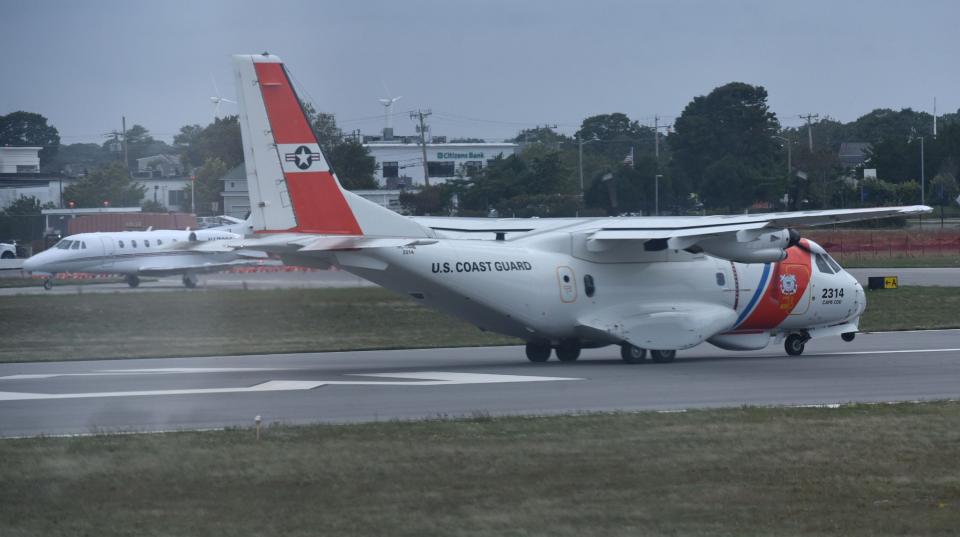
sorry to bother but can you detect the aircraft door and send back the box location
[99,236,116,268]
[783,261,811,315]
[556,266,577,303]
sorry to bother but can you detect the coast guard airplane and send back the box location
[22,217,264,290]
[191,53,930,363]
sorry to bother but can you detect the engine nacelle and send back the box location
[696,229,800,264]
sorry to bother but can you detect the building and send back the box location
[838,142,871,169]
[364,141,517,187]
[0,146,42,173]
[220,164,250,218]
[0,146,68,209]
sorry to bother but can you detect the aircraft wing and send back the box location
[578,302,738,350]
[135,258,279,277]
[174,233,436,254]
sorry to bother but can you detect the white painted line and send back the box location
[811,348,960,357]
[0,367,284,381]
[0,372,581,402]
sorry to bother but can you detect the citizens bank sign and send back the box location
[436,152,485,160]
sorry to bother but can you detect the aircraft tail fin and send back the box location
[232,53,429,238]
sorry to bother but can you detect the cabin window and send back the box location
[131,240,137,248]
[157,239,163,246]
[814,254,834,274]
[144,239,150,248]
[71,241,80,250]
[118,240,124,248]
[81,241,86,249]
[716,272,726,286]
[584,274,596,297]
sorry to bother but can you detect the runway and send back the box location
[1,330,959,438]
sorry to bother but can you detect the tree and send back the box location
[328,141,377,190]
[174,116,243,170]
[0,195,53,242]
[62,162,146,208]
[191,157,229,216]
[670,82,781,210]
[141,199,167,213]
[399,185,451,215]
[302,103,344,152]
[0,111,61,166]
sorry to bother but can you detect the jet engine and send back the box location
[693,228,800,264]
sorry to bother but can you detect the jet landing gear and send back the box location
[125,275,140,288]
[555,340,581,362]
[650,350,676,363]
[182,273,199,289]
[620,344,647,363]
[525,342,551,362]
[42,277,54,291]
[841,332,856,342]
[784,332,810,356]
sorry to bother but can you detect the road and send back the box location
[1,330,958,438]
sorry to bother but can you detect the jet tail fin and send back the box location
[232,53,430,239]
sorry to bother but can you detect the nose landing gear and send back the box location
[125,275,140,288]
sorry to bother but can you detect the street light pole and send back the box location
[654,174,663,216]
[920,135,925,205]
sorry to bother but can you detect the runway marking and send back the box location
[0,372,581,402]
[0,367,285,381]
[811,348,960,357]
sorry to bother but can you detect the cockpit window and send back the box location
[119,240,124,248]
[157,239,163,246]
[56,240,72,249]
[814,254,834,274]
[825,255,842,273]
[81,241,86,249]
[70,241,81,250]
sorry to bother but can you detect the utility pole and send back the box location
[799,113,819,151]
[122,116,129,172]
[410,109,432,187]
[654,115,660,161]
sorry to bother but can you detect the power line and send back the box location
[798,113,819,151]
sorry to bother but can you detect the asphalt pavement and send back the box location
[1,329,958,438]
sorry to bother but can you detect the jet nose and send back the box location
[21,255,37,272]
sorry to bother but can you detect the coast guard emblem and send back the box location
[779,274,798,295]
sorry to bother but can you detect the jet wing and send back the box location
[135,259,278,277]
[578,302,738,350]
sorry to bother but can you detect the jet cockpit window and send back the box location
[814,254,834,274]
[157,239,163,246]
[70,241,81,250]
[56,240,72,249]
[825,255,842,273]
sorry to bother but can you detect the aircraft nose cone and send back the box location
[21,256,37,272]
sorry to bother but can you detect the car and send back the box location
[0,241,16,259]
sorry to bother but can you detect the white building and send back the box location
[0,146,41,173]
[364,142,517,187]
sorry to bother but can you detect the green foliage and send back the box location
[328,141,377,190]
[450,150,576,216]
[62,162,146,208]
[140,199,167,213]
[174,116,243,170]
[399,185,451,215]
[671,82,780,210]
[0,111,60,166]
[185,158,229,216]
[0,196,50,242]
[930,172,959,206]
[3,195,45,216]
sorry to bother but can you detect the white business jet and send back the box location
[190,53,929,363]
[22,218,264,290]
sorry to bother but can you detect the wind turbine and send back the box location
[378,84,402,137]
[210,75,236,119]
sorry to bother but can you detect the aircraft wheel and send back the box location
[525,342,551,363]
[841,332,856,342]
[785,334,806,356]
[650,350,676,363]
[182,274,198,289]
[126,275,140,288]
[620,344,647,363]
[42,278,53,291]
[555,340,581,362]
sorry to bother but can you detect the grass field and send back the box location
[2,402,959,536]
[1,286,958,363]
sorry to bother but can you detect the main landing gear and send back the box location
[784,332,810,356]
[525,340,582,362]
[125,275,140,288]
[42,277,54,291]
[620,343,647,363]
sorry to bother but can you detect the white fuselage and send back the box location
[324,235,863,352]
[22,229,243,276]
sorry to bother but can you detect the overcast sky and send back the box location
[2,0,957,145]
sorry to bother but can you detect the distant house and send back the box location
[220,164,249,219]
[134,154,182,178]
[838,142,871,168]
